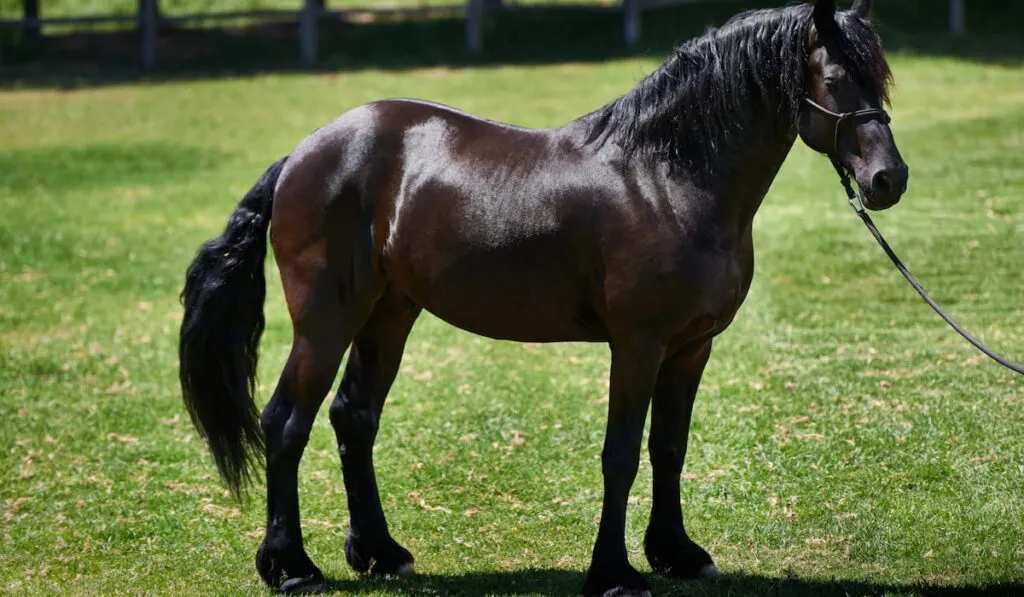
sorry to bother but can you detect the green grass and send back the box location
[2,16,1024,597]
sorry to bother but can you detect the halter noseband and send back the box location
[810,101,1024,379]
[803,97,892,212]
[803,97,891,158]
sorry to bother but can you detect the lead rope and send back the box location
[829,157,1024,376]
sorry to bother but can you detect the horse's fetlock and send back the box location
[260,534,302,557]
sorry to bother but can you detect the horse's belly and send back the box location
[381,158,606,341]
[390,251,605,343]
[422,295,604,343]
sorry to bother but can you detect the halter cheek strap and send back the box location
[803,97,892,211]
[803,97,891,159]
[809,98,1024,376]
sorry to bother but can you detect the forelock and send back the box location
[833,10,893,105]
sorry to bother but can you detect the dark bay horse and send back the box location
[179,0,907,594]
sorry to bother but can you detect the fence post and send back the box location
[467,0,483,53]
[24,0,41,43]
[949,0,964,36]
[140,0,158,69]
[624,0,640,46]
[300,0,319,67]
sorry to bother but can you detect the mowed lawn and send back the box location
[2,41,1023,596]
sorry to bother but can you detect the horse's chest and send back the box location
[698,248,754,333]
[615,241,754,340]
[686,247,750,308]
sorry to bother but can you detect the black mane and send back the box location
[585,3,892,175]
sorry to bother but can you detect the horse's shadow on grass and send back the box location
[325,569,1024,596]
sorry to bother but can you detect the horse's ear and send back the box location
[850,0,871,19]
[813,0,838,38]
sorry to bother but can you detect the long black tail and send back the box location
[179,157,287,499]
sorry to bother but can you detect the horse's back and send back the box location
[270,98,628,342]
[370,102,623,341]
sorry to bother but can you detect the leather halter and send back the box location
[809,99,1024,376]
[803,97,891,158]
[803,96,893,212]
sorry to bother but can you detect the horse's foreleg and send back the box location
[329,291,420,576]
[581,338,665,597]
[644,339,718,580]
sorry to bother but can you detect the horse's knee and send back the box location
[648,443,684,473]
[601,447,640,483]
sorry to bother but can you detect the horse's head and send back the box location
[799,0,908,210]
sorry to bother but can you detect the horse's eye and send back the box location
[824,77,839,90]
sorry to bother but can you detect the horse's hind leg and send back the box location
[329,288,421,575]
[256,254,381,593]
[644,339,719,580]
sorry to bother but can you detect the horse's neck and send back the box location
[693,109,800,230]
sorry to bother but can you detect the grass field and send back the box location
[2,4,1024,595]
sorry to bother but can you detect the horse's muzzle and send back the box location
[862,163,909,210]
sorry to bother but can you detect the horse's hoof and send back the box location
[581,564,651,597]
[643,527,715,580]
[256,540,325,593]
[595,589,652,597]
[392,562,415,577]
[256,541,283,588]
[344,531,371,573]
[278,573,327,595]
[345,528,415,576]
[369,549,415,576]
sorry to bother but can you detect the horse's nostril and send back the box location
[872,166,908,198]
[872,170,892,195]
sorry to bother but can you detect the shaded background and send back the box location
[1,0,1022,89]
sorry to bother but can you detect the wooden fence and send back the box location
[0,0,970,69]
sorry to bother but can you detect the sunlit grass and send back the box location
[1,30,1023,597]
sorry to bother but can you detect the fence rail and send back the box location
[0,0,972,69]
